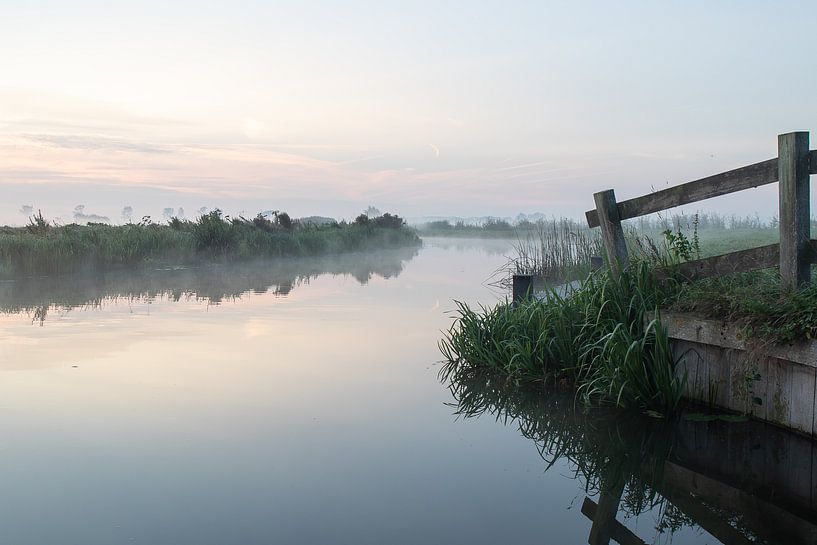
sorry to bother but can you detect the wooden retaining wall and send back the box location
[664,311,817,436]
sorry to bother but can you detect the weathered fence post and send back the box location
[590,255,603,271]
[512,274,533,304]
[593,189,629,274]
[778,131,811,290]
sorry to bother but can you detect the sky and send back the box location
[2,0,817,224]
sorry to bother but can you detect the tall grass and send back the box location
[510,218,602,281]
[0,211,420,277]
[502,212,782,282]
[440,260,685,413]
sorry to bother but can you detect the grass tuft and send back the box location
[440,260,685,413]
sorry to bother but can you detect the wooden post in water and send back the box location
[593,189,629,274]
[512,274,533,304]
[778,131,811,290]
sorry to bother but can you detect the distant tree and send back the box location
[364,205,381,218]
[19,204,34,216]
[252,213,276,232]
[275,211,293,230]
[354,214,370,226]
[371,213,404,229]
[162,208,175,222]
[73,204,110,224]
[121,206,134,223]
[427,220,452,230]
[177,207,185,219]
[483,218,512,230]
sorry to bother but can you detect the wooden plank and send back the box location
[586,158,779,228]
[593,189,629,273]
[672,339,703,401]
[779,132,811,290]
[789,364,815,436]
[660,240,817,282]
[672,243,780,282]
[749,357,769,420]
[810,149,817,174]
[660,310,817,368]
[767,358,792,426]
[581,497,647,545]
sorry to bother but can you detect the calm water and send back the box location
[0,237,813,544]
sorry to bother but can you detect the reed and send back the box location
[509,218,603,281]
[440,260,685,413]
[0,211,420,277]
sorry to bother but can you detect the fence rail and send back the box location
[585,132,814,290]
[586,150,817,228]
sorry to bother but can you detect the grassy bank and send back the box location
[441,218,817,414]
[0,211,420,276]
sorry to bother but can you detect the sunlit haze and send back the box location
[3,1,816,224]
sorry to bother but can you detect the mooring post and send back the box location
[512,274,533,304]
[590,255,603,271]
[593,189,629,274]
[778,131,811,290]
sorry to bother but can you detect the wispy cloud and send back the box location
[24,133,173,154]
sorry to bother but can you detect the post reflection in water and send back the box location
[0,246,420,324]
[444,368,817,545]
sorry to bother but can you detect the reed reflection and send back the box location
[444,368,817,545]
[0,246,419,323]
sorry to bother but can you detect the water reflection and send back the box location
[0,246,419,323]
[445,369,817,545]
[421,236,515,256]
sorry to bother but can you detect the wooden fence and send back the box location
[586,131,817,289]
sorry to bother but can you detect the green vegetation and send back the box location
[441,215,817,414]
[417,218,519,237]
[0,210,420,277]
[440,260,684,413]
[671,269,817,344]
[511,218,602,281]
[483,213,780,282]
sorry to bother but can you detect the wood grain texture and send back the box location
[586,158,779,227]
[778,132,811,290]
[658,310,817,368]
[593,189,628,272]
[671,243,780,282]
[658,240,817,282]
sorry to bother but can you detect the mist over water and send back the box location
[0,246,420,323]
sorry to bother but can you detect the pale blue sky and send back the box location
[1,1,816,223]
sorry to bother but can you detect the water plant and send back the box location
[439,260,685,413]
